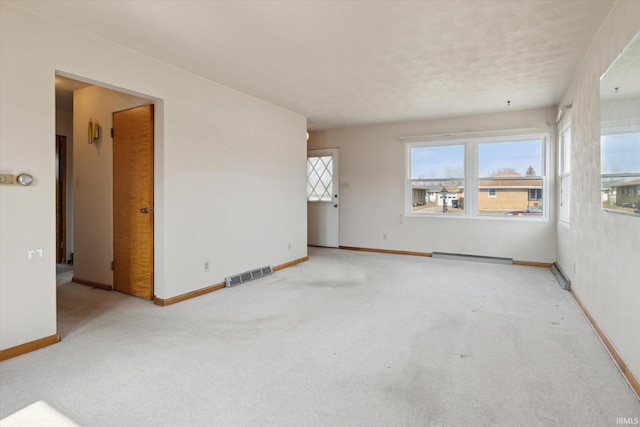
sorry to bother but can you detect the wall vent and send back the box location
[432,252,513,265]
[225,265,273,288]
[551,262,571,291]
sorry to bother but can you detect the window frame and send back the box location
[406,133,549,220]
[488,188,497,198]
[558,123,571,222]
[600,123,640,217]
[307,154,335,202]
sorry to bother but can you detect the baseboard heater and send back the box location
[225,265,273,288]
[551,262,571,291]
[432,252,513,265]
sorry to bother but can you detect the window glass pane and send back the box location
[561,128,571,174]
[601,132,640,214]
[410,179,464,215]
[478,140,542,178]
[411,145,464,179]
[478,176,543,216]
[307,156,333,201]
[559,175,570,221]
[601,133,640,174]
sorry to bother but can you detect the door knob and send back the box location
[140,207,149,214]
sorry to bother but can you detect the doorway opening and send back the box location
[55,72,159,335]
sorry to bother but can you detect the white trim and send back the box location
[398,127,539,141]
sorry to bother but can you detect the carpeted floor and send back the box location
[1,247,638,426]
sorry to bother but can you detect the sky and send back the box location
[411,140,543,179]
[601,133,640,174]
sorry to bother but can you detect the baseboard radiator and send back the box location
[225,266,273,288]
[551,262,571,291]
[432,252,513,265]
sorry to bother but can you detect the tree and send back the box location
[525,165,536,176]
[490,167,519,177]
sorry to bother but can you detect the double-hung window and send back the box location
[407,144,465,215]
[407,134,548,219]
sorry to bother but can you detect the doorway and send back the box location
[307,148,339,247]
[55,75,156,300]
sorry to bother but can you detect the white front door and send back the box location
[307,149,339,247]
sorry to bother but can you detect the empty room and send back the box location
[0,0,638,426]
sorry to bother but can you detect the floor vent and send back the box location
[551,262,571,291]
[432,252,513,265]
[225,266,273,288]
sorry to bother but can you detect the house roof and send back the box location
[479,178,543,188]
[610,178,640,187]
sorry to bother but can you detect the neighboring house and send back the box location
[478,175,542,212]
[438,185,463,207]
[602,186,616,204]
[610,178,640,207]
[411,184,428,206]
[411,184,461,206]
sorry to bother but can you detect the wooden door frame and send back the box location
[56,135,67,264]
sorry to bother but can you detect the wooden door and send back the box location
[56,135,67,263]
[113,104,154,300]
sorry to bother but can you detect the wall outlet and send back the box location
[383,233,387,240]
[204,262,210,272]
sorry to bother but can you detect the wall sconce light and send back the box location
[88,119,101,144]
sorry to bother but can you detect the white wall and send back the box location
[309,107,557,263]
[72,86,149,286]
[0,2,307,351]
[55,110,74,261]
[556,0,640,383]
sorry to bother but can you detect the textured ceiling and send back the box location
[17,0,615,130]
[600,32,640,100]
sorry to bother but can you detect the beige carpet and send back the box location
[1,247,638,426]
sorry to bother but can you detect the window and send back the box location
[558,126,571,222]
[407,135,547,219]
[601,132,640,215]
[478,139,544,217]
[529,189,543,200]
[307,155,333,201]
[407,144,464,215]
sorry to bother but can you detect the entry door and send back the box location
[307,148,339,247]
[113,104,154,300]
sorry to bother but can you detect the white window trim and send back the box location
[558,122,571,223]
[488,188,497,197]
[406,133,549,221]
